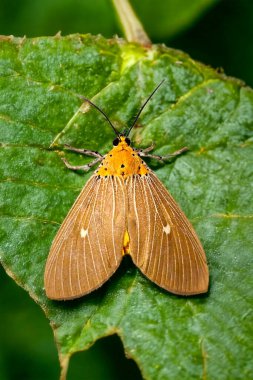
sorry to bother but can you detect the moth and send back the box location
[44,81,209,300]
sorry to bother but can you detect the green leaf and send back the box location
[0,34,252,379]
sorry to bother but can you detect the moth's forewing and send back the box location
[127,173,209,295]
[44,176,126,300]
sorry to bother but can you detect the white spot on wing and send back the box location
[80,228,88,238]
[163,224,171,235]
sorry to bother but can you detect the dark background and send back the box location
[0,0,252,379]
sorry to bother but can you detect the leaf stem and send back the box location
[60,355,69,380]
[112,0,151,45]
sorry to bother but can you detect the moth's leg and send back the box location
[136,143,155,154]
[64,144,103,158]
[62,156,103,172]
[139,146,188,161]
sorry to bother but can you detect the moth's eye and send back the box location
[113,138,119,146]
[125,137,131,146]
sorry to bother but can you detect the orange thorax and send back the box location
[97,137,149,177]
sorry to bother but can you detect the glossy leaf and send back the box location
[0,34,252,379]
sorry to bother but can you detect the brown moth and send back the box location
[44,81,209,300]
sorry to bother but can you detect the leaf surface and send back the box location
[0,34,252,379]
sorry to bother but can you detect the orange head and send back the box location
[96,136,149,177]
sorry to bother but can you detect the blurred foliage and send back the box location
[0,266,59,380]
[172,0,253,88]
[0,0,217,39]
[0,0,118,38]
[0,267,141,380]
[132,0,218,39]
